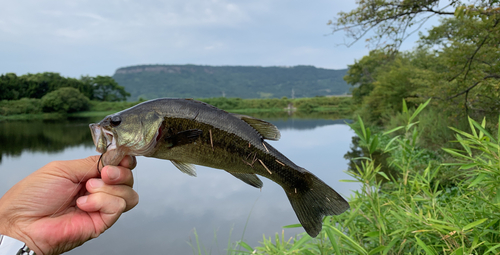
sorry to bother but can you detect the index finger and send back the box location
[101,165,134,187]
[118,155,137,170]
[44,155,101,183]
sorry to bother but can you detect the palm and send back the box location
[18,176,101,253]
[0,156,138,255]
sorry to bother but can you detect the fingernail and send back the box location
[77,196,88,204]
[107,167,120,180]
[130,156,137,169]
[89,179,104,188]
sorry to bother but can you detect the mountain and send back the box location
[112,64,349,100]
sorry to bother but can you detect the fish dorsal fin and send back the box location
[232,114,281,141]
[229,173,263,188]
[171,160,197,177]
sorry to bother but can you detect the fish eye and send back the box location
[110,116,122,127]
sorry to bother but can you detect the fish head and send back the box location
[89,108,163,166]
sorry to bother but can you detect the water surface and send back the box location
[0,118,359,254]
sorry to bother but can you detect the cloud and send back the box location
[0,0,366,77]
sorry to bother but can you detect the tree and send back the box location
[0,73,21,100]
[344,50,394,105]
[86,76,130,101]
[330,0,460,49]
[334,1,500,118]
[419,14,500,113]
[41,87,90,113]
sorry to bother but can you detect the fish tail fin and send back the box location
[285,170,349,237]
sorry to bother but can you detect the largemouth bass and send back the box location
[89,98,349,237]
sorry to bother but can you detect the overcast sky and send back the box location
[0,0,423,78]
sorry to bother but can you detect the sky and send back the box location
[0,0,426,78]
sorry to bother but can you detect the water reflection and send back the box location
[272,118,352,131]
[0,117,351,161]
[0,117,359,254]
[0,118,100,162]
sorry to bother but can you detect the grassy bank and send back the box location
[0,96,353,120]
[226,100,500,254]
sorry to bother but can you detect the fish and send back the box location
[89,98,349,237]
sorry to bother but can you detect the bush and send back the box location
[0,98,42,116]
[41,87,90,113]
[297,102,317,113]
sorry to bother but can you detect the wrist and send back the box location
[0,211,40,255]
[0,234,36,255]
[0,196,40,255]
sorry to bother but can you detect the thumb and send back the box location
[48,155,102,183]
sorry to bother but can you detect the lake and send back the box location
[0,117,359,254]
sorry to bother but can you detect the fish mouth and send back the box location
[89,123,126,166]
[89,123,116,153]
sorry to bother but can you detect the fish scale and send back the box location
[89,98,349,237]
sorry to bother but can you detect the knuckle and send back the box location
[117,197,127,212]
[131,192,139,207]
[125,191,139,212]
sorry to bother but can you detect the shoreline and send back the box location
[0,97,353,121]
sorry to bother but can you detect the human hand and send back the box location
[0,155,139,255]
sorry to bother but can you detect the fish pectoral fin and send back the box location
[229,173,263,188]
[232,114,281,141]
[165,129,203,147]
[171,160,197,177]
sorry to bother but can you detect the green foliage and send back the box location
[0,72,94,100]
[199,96,352,114]
[297,102,317,113]
[334,0,500,49]
[347,49,444,125]
[83,75,130,101]
[88,100,138,112]
[0,72,130,102]
[337,1,500,149]
[41,87,90,113]
[344,50,393,105]
[245,100,500,254]
[1,96,353,121]
[418,13,500,115]
[444,116,500,201]
[0,98,42,116]
[112,65,350,101]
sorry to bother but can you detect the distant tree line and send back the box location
[0,72,130,114]
[0,72,130,101]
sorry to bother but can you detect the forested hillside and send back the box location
[112,65,349,100]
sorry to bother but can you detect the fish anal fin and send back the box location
[165,129,203,147]
[171,160,197,177]
[232,114,281,141]
[229,173,263,188]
